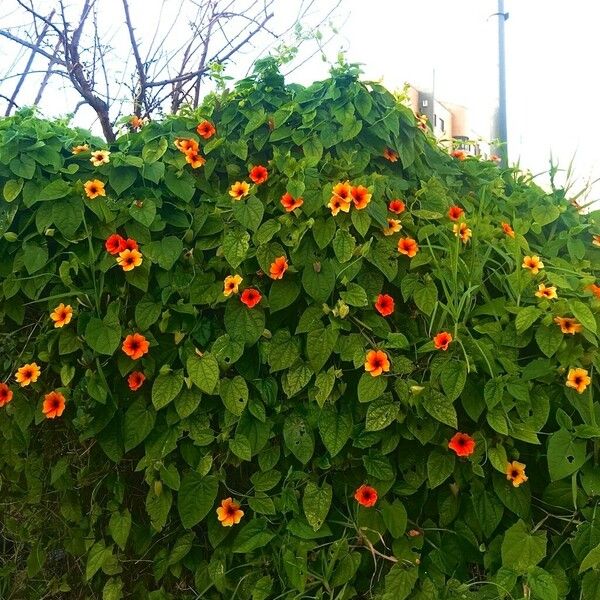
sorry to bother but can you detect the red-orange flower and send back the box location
[216,497,244,527]
[185,150,206,169]
[240,288,262,308]
[0,383,13,407]
[587,283,600,299]
[117,248,143,272]
[42,391,66,419]
[105,234,126,255]
[280,192,303,212]
[554,316,582,335]
[448,432,476,457]
[351,185,372,210]
[249,165,268,184]
[269,256,288,280]
[388,199,405,214]
[383,148,398,162]
[448,205,464,221]
[196,120,216,139]
[397,237,419,258]
[123,238,138,251]
[374,294,394,317]
[15,363,41,387]
[364,350,390,377]
[566,368,591,394]
[50,303,73,328]
[354,484,378,507]
[451,149,467,160]
[433,331,453,351]
[502,222,515,238]
[128,371,146,391]
[122,333,149,360]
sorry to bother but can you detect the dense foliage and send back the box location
[1,59,600,599]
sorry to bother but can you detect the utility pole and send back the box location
[496,0,509,167]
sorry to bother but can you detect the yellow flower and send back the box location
[117,249,143,271]
[534,283,557,300]
[522,255,543,275]
[453,222,472,243]
[15,363,41,387]
[50,303,73,328]
[229,181,250,200]
[383,218,402,236]
[224,274,243,296]
[505,461,528,487]
[90,150,111,167]
[566,368,591,394]
[71,144,89,154]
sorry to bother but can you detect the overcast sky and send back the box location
[1,0,598,204]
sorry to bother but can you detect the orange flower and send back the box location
[501,222,515,238]
[127,371,146,391]
[196,120,216,139]
[505,461,528,487]
[554,316,582,335]
[364,350,390,377]
[416,114,428,131]
[566,368,591,394]
[388,199,405,214]
[71,144,89,154]
[50,303,73,328]
[84,179,106,199]
[328,195,351,216]
[374,294,394,317]
[447,205,464,221]
[42,391,66,419]
[0,383,13,407]
[397,237,419,258]
[229,181,250,200]
[105,234,126,255]
[354,484,378,507]
[15,363,41,387]
[586,283,600,299]
[522,256,544,275]
[174,138,199,154]
[453,222,472,244]
[535,283,557,300]
[130,115,145,129]
[383,218,402,236]
[592,235,600,247]
[240,288,262,308]
[90,150,110,166]
[448,432,476,457]
[269,256,288,280]
[280,192,303,212]
[122,333,149,360]
[351,185,372,210]
[332,181,352,201]
[433,332,453,351]
[249,165,269,184]
[383,147,398,162]
[216,497,244,527]
[117,248,143,272]
[490,154,501,163]
[185,150,206,169]
[451,149,467,160]
[224,274,243,296]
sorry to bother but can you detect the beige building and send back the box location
[406,86,490,158]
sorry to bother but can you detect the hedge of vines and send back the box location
[1,59,600,599]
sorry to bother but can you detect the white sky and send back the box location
[1,0,599,205]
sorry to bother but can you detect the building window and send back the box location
[433,114,437,126]
[438,117,445,132]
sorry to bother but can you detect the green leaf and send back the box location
[351,207,371,236]
[109,509,131,551]
[85,541,109,581]
[362,454,394,480]
[535,324,563,357]
[123,399,155,451]
[318,403,352,457]
[229,434,252,461]
[381,563,418,600]
[142,137,168,163]
[301,260,336,303]
[220,376,248,416]
[3,178,23,202]
[569,299,597,333]
[233,518,274,553]
[580,544,600,574]
[85,317,122,356]
[413,281,438,316]
[516,306,542,334]
[268,329,301,372]
[303,481,332,531]
[340,283,368,307]
[129,198,156,227]
[501,520,547,574]
[109,167,137,195]
[187,353,220,394]
[39,179,71,201]
[222,227,250,268]
[527,567,558,600]
[306,326,338,372]
[177,473,218,529]
[283,413,314,464]
[23,242,48,274]
[427,450,455,488]
[423,390,457,428]
[269,279,300,313]
[532,203,560,226]
[332,229,356,263]
[224,300,265,345]
[382,499,407,538]
[547,428,587,481]
[152,371,184,410]
[144,236,183,270]
[135,299,162,330]
[358,373,387,403]
[233,197,264,231]
[164,168,195,202]
[440,361,467,401]
[365,396,399,431]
